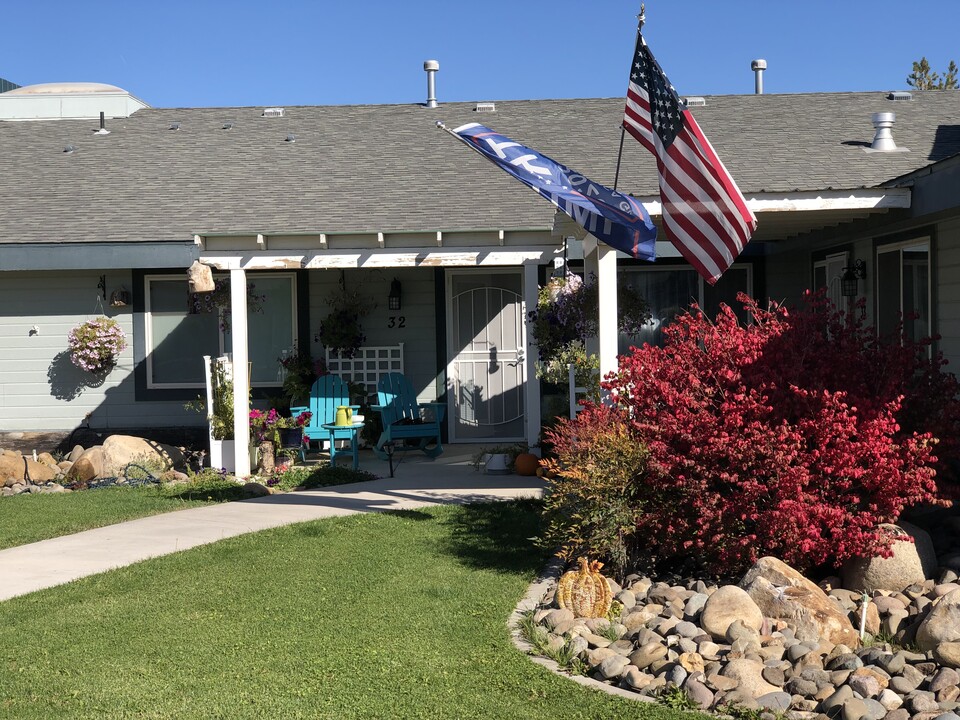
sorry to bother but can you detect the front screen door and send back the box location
[447,271,525,442]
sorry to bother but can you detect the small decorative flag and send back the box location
[623,32,757,283]
[448,122,657,261]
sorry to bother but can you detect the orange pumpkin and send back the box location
[514,452,540,476]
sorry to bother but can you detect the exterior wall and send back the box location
[936,217,960,368]
[308,268,439,403]
[0,270,196,431]
[763,243,810,307]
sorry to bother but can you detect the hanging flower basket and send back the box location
[67,316,127,374]
[315,288,373,359]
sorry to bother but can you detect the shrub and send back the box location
[597,292,948,573]
[541,404,649,579]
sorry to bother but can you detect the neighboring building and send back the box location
[0,77,20,94]
[1,81,958,461]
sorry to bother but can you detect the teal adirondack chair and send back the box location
[371,372,445,459]
[290,374,360,467]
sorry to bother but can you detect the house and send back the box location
[1,78,958,473]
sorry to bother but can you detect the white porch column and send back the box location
[583,235,619,393]
[230,268,251,477]
[523,262,542,451]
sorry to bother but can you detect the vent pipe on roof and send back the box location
[870,112,897,151]
[424,59,439,108]
[751,59,767,94]
[94,111,110,135]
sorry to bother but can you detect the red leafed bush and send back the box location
[583,291,954,573]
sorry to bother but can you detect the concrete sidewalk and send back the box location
[0,449,544,602]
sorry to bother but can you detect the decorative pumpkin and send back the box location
[556,557,612,618]
[514,452,540,476]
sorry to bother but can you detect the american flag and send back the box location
[623,32,757,284]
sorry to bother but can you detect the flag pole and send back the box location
[613,3,646,192]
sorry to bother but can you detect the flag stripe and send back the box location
[622,33,756,284]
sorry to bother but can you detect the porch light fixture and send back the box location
[388,278,402,310]
[841,259,866,298]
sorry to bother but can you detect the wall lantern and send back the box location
[388,278,402,310]
[841,259,867,298]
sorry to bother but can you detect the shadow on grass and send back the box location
[436,497,546,575]
[387,509,435,521]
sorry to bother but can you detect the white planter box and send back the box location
[209,439,236,473]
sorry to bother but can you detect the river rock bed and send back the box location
[525,554,960,719]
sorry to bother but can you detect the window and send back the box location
[813,252,849,309]
[876,239,931,343]
[619,264,752,350]
[144,273,297,389]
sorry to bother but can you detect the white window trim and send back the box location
[876,237,932,341]
[144,272,299,390]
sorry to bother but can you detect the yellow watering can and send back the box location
[335,406,353,426]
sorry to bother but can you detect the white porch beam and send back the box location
[256,234,266,250]
[583,235,618,399]
[230,268,251,477]
[523,262,542,451]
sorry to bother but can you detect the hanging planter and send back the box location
[315,286,373,359]
[67,316,127,374]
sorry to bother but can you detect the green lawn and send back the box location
[0,484,233,550]
[0,500,684,720]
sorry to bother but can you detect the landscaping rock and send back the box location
[68,447,103,483]
[720,658,780,699]
[622,667,654,691]
[101,435,185,478]
[597,654,630,680]
[0,453,24,481]
[701,585,763,641]
[917,589,960,650]
[683,677,715,709]
[757,691,792,711]
[25,458,56,482]
[745,572,860,647]
[240,482,270,498]
[841,523,936,592]
[629,642,667,670]
[933,641,960,668]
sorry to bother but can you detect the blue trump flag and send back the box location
[443,122,656,261]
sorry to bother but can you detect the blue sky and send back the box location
[3,1,957,108]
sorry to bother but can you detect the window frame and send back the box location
[874,236,932,342]
[143,271,299,390]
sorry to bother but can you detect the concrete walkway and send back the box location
[0,447,544,602]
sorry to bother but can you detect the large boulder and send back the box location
[100,435,185,478]
[915,588,960,651]
[0,453,25,481]
[841,523,936,592]
[700,585,764,641]
[741,556,860,647]
[24,458,57,482]
[67,447,104,483]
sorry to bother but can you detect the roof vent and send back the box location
[94,111,110,135]
[169,122,180,131]
[751,58,767,94]
[474,102,496,112]
[262,107,285,118]
[285,134,296,143]
[222,122,233,130]
[424,59,439,108]
[870,112,897,151]
[63,144,75,154]
[684,96,706,107]
[888,91,913,101]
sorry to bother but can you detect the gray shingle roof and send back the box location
[0,91,958,245]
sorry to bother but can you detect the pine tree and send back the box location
[907,57,958,89]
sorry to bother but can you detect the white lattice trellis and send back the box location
[325,343,404,400]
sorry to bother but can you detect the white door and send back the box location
[447,271,525,442]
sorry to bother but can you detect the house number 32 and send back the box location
[387,316,406,329]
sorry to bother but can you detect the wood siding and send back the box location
[0,271,199,431]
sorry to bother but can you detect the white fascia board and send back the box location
[204,248,551,270]
[0,242,197,272]
[635,188,911,216]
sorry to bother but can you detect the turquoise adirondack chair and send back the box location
[371,372,445,459]
[290,374,361,467]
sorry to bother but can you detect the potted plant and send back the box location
[315,287,373,359]
[529,273,649,396]
[67,316,127,374]
[249,408,312,473]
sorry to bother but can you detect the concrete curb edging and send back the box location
[508,556,657,705]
